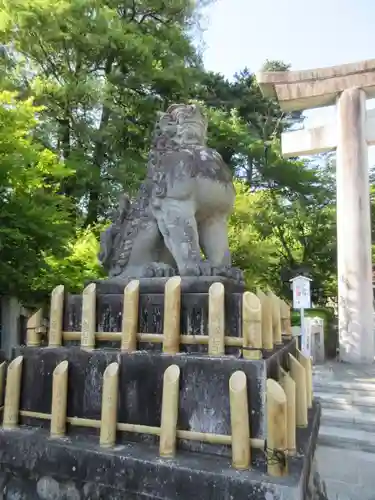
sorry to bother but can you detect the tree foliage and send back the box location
[0,0,358,306]
[0,0,206,224]
[0,90,73,298]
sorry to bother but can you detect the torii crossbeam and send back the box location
[258,60,375,364]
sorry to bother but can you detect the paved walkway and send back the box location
[313,362,375,500]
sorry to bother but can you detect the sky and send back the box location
[202,0,375,162]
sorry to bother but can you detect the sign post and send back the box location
[290,276,312,356]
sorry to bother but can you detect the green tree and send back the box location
[0,90,74,299]
[195,63,338,302]
[34,226,105,296]
[0,0,209,224]
[228,175,336,303]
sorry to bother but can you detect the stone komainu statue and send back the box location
[99,103,243,282]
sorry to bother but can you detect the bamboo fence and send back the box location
[26,279,293,358]
[1,347,313,477]
[13,277,315,477]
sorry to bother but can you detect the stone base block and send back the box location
[0,402,321,499]
[66,277,244,352]
[14,341,297,456]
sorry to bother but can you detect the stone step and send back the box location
[313,379,375,395]
[321,407,375,432]
[314,391,375,412]
[318,425,375,453]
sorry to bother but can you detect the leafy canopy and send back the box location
[0,90,74,298]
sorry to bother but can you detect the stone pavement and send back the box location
[313,362,375,499]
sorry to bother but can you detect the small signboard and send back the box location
[291,275,312,310]
[290,275,312,357]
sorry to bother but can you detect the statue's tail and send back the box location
[98,194,131,270]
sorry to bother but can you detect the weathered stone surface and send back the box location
[306,459,329,500]
[64,277,244,352]
[0,401,321,499]
[98,103,243,283]
[15,345,271,455]
[257,59,375,111]
[89,275,245,294]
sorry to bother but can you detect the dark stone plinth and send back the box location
[14,346,266,456]
[65,277,245,353]
[0,402,322,500]
[87,275,246,294]
[0,350,6,409]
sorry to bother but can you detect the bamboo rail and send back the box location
[18,407,265,448]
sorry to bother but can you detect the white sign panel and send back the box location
[291,276,311,310]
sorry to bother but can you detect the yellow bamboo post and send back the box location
[268,291,282,345]
[280,300,292,339]
[0,361,5,404]
[256,290,273,350]
[100,362,119,448]
[286,303,292,338]
[229,371,251,469]
[288,353,308,427]
[266,378,288,477]
[163,277,181,354]
[208,283,225,356]
[159,364,180,457]
[3,356,23,429]
[297,349,313,409]
[49,285,65,347]
[50,360,69,438]
[121,280,139,352]
[26,308,43,347]
[242,292,262,360]
[280,368,296,456]
[81,283,96,349]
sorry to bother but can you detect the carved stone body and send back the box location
[99,104,243,282]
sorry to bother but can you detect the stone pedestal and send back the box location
[0,408,322,500]
[0,341,322,500]
[0,277,326,499]
[64,276,245,354]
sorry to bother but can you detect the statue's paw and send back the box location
[211,265,244,283]
[198,261,213,276]
[179,263,201,277]
[143,262,176,278]
[182,261,215,277]
[212,265,229,277]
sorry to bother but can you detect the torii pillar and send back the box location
[257,60,375,363]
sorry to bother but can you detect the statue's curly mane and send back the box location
[151,103,207,151]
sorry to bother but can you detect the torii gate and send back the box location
[257,60,375,364]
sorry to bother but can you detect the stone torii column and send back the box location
[257,60,375,364]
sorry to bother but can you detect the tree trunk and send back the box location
[84,56,114,227]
